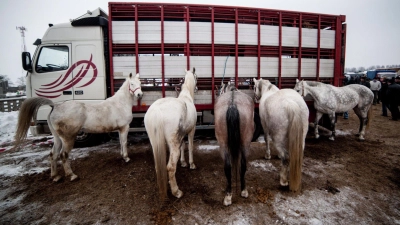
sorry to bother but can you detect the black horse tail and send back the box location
[226,95,241,170]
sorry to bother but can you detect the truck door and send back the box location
[71,43,106,101]
[31,44,73,102]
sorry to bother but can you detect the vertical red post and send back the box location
[211,7,215,106]
[161,5,165,97]
[257,10,261,79]
[186,6,190,70]
[235,8,238,87]
[298,13,302,80]
[317,15,321,81]
[334,15,345,87]
[135,4,139,75]
[108,3,115,96]
[278,12,282,89]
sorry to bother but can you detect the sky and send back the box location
[0,0,399,83]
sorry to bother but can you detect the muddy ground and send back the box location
[0,104,400,224]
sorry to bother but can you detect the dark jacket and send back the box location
[380,82,389,104]
[360,80,371,88]
[386,83,400,105]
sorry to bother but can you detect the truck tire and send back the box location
[252,112,262,142]
[74,132,108,148]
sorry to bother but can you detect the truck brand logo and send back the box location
[35,55,97,98]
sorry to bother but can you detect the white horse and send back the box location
[294,79,373,141]
[15,73,143,182]
[253,78,309,192]
[144,68,197,200]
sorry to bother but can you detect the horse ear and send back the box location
[253,78,257,84]
[129,73,132,78]
[296,78,299,83]
[192,67,196,74]
[136,73,140,79]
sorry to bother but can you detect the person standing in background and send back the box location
[379,77,389,117]
[386,78,400,121]
[360,76,371,88]
[369,77,381,105]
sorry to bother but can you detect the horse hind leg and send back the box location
[180,141,187,167]
[167,141,183,198]
[188,128,196,169]
[223,150,233,206]
[275,143,289,187]
[60,137,79,181]
[50,134,62,182]
[240,152,248,198]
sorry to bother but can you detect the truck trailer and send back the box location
[21,2,347,146]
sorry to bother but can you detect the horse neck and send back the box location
[303,82,319,99]
[260,81,278,98]
[112,80,134,104]
[179,78,195,101]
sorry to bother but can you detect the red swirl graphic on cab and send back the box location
[35,55,97,98]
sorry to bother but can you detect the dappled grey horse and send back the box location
[294,79,373,141]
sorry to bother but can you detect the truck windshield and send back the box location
[36,46,69,73]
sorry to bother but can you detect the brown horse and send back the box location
[214,83,254,206]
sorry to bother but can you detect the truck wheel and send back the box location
[252,112,262,142]
[74,132,104,148]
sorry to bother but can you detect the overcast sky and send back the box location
[0,0,399,83]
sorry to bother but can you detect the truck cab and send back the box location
[22,8,110,143]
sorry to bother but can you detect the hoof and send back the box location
[70,174,79,181]
[315,134,320,139]
[358,137,365,142]
[180,161,188,168]
[52,175,62,182]
[223,193,232,206]
[190,163,196,170]
[280,180,288,187]
[265,154,271,160]
[173,189,183,198]
[241,189,249,198]
[123,157,131,163]
[329,136,335,141]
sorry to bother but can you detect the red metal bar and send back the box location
[108,3,115,96]
[278,12,282,88]
[317,15,321,81]
[298,13,302,80]
[211,7,215,106]
[135,4,139,74]
[235,8,238,87]
[334,15,345,86]
[186,6,190,70]
[257,10,261,79]
[161,5,165,97]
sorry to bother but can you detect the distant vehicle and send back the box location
[366,69,396,80]
[376,72,397,79]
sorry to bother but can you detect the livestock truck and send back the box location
[21,2,347,146]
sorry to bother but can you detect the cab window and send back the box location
[35,46,69,73]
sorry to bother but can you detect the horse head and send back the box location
[253,78,262,102]
[128,73,143,99]
[294,79,305,97]
[184,68,198,94]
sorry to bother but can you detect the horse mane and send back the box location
[305,81,327,87]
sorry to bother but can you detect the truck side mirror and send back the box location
[22,52,32,72]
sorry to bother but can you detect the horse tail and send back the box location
[366,105,373,129]
[226,93,241,181]
[287,104,304,193]
[14,97,54,149]
[145,111,168,201]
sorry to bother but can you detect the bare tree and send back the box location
[16,76,26,86]
[0,74,14,86]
